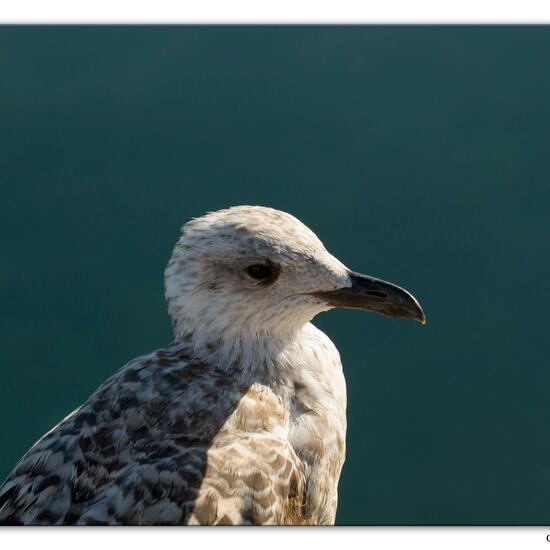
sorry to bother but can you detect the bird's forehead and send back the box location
[182,206,327,258]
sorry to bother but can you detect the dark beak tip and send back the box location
[409,298,427,325]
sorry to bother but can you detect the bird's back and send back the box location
[0,331,345,525]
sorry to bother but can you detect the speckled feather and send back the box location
[0,206,348,525]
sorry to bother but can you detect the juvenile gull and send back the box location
[0,205,425,525]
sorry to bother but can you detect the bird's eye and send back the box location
[246,264,272,280]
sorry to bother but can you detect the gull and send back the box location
[0,205,425,525]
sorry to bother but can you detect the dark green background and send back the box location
[0,26,549,525]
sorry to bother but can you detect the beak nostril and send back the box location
[365,291,387,298]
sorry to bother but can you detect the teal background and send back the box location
[0,26,549,525]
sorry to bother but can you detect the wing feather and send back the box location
[0,343,308,525]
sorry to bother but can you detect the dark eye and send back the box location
[246,264,272,279]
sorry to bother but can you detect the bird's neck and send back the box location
[173,318,309,388]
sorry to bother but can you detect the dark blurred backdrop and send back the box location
[0,26,549,525]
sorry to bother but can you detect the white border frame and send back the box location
[1,0,550,23]
[1,5,549,547]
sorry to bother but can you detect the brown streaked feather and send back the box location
[0,333,344,525]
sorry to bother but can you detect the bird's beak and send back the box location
[313,271,426,324]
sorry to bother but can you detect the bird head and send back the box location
[165,206,425,351]
[165,206,425,352]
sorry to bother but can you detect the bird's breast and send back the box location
[229,384,289,439]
